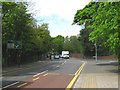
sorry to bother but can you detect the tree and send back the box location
[73,1,120,61]
[32,24,52,54]
[2,2,52,66]
[63,36,83,54]
[2,2,35,66]
[78,28,95,56]
[52,35,64,54]
[63,36,72,52]
[70,36,83,53]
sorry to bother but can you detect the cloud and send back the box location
[28,0,90,20]
[27,0,91,37]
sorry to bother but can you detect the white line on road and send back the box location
[56,65,60,67]
[17,83,27,88]
[2,81,19,89]
[43,73,48,76]
[33,77,39,81]
[33,70,48,77]
[61,60,66,65]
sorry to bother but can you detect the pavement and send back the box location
[73,59,119,89]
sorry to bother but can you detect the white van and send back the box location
[61,51,69,59]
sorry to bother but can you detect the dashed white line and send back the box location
[33,77,39,81]
[33,70,48,77]
[17,83,27,88]
[61,60,66,65]
[2,81,19,89]
[56,65,60,67]
[43,73,48,76]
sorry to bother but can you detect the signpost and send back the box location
[94,42,97,62]
[14,40,22,49]
[7,40,22,49]
[7,40,22,67]
[7,40,14,49]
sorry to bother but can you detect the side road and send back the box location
[73,59,119,89]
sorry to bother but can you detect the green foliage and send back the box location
[73,2,120,60]
[2,2,52,66]
[63,36,83,53]
[31,24,52,53]
[52,35,64,54]
[63,36,72,51]
[78,27,95,56]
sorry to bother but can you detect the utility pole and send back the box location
[94,42,97,62]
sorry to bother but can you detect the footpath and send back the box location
[73,59,119,89]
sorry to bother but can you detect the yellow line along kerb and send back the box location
[65,62,86,90]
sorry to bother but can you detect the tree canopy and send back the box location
[73,1,120,60]
[2,2,52,66]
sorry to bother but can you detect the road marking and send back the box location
[43,73,48,76]
[33,77,39,81]
[33,70,48,77]
[75,65,81,75]
[3,63,50,76]
[0,76,4,79]
[2,82,19,89]
[56,65,60,67]
[17,83,27,88]
[61,60,66,65]
[66,62,86,90]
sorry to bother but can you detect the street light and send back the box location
[94,42,97,62]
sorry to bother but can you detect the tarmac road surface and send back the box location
[2,58,84,89]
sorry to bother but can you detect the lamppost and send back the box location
[94,42,97,62]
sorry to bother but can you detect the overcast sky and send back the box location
[27,0,91,37]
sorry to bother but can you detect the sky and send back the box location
[27,0,91,37]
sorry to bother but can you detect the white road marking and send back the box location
[43,73,48,76]
[17,83,27,88]
[33,70,48,77]
[0,76,4,79]
[33,77,39,81]
[61,60,66,65]
[2,82,19,89]
[56,65,60,67]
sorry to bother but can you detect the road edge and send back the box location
[65,61,86,90]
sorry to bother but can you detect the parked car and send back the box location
[54,55,60,59]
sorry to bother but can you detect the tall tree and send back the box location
[52,35,64,54]
[73,1,120,61]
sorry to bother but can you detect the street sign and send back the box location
[7,40,22,49]
[14,40,22,49]
[7,40,14,49]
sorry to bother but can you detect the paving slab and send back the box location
[73,59,118,88]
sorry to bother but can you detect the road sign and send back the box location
[14,40,22,49]
[7,40,22,49]
[7,40,14,49]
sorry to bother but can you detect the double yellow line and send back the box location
[66,61,86,90]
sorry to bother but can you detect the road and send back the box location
[1,58,84,89]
